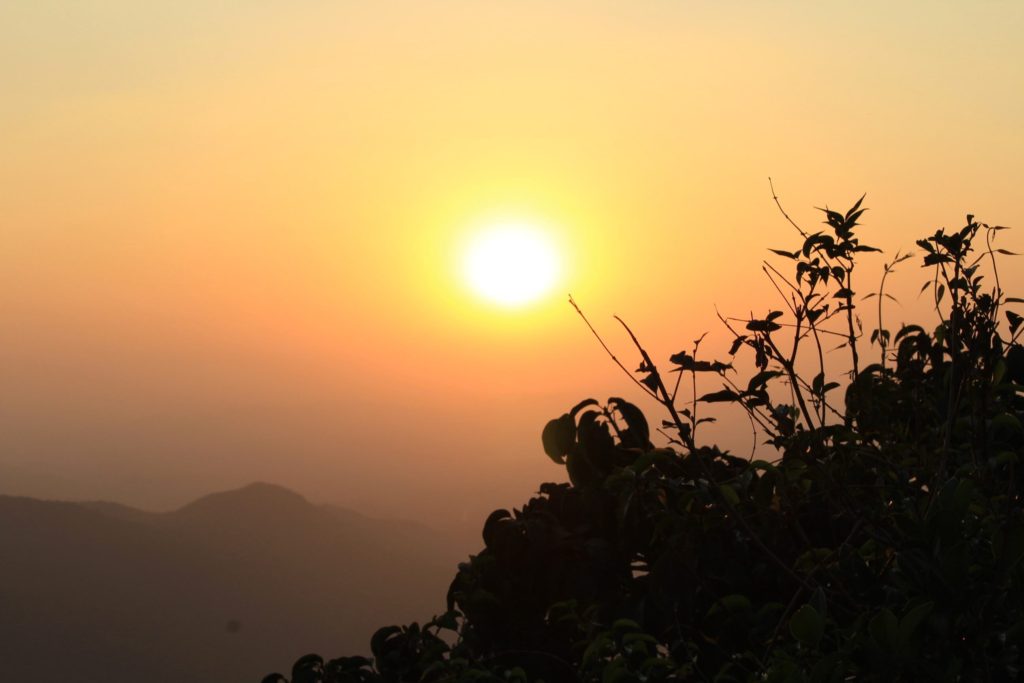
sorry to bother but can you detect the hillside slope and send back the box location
[0,483,467,682]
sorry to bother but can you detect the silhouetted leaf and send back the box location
[669,351,732,373]
[846,207,867,226]
[570,398,599,417]
[431,611,459,631]
[790,604,824,647]
[728,336,748,355]
[542,414,575,464]
[609,397,650,447]
[1008,311,1023,334]
[746,319,781,332]
[370,627,402,660]
[898,602,934,647]
[640,371,661,393]
[292,654,324,683]
[822,208,844,228]
[482,509,511,548]
[846,194,865,218]
[718,484,740,506]
[806,307,825,323]
[748,370,783,392]
[803,233,836,257]
[869,609,899,650]
[707,594,751,618]
[699,389,740,403]
[894,324,924,342]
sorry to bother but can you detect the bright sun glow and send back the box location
[462,221,560,307]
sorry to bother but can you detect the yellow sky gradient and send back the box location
[1,1,1022,526]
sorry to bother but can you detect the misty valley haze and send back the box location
[0,483,470,682]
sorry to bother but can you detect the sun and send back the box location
[461,220,561,307]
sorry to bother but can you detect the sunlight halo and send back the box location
[461,220,561,308]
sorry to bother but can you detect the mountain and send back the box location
[0,483,471,682]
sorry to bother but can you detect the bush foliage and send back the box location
[267,200,1024,682]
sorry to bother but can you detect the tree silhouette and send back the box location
[268,199,1024,682]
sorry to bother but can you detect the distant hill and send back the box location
[0,483,470,682]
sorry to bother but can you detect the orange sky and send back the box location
[1,1,1022,527]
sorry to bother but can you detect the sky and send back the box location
[1,1,1022,529]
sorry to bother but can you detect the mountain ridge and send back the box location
[0,482,470,683]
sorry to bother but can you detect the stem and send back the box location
[764,334,818,430]
[845,264,860,377]
[569,296,656,399]
[614,316,694,451]
[878,266,890,370]
[769,177,808,238]
[985,226,1003,327]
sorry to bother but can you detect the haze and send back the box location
[2,0,1023,531]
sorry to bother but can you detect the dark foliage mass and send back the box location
[268,201,1024,681]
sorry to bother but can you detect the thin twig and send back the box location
[984,225,1004,326]
[843,266,860,377]
[769,177,808,238]
[762,261,801,295]
[569,295,656,398]
[691,333,708,443]
[762,266,800,318]
[744,407,758,461]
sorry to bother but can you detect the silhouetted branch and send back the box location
[769,177,808,238]
[569,295,656,398]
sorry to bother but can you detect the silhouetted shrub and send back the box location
[267,201,1024,681]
